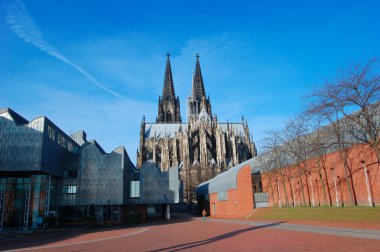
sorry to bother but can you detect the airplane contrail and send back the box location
[2,0,124,99]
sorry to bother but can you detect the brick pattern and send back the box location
[262,144,380,207]
[209,165,254,218]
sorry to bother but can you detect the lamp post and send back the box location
[361,160,373,207]
[330,167,339,207]
[308,172,315,207]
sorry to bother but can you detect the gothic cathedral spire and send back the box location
[156,53,182,123]
[162,53,175,100]
[188,54,212,120]
[192,53,206,100]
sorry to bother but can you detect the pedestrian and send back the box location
[202,209,207,221]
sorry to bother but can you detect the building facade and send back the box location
[260,143,380,208]
[0,108,180,230]
[196,158,265,218]
[196,139,380,220]
[137,54,257,203]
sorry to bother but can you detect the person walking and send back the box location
[202,209,207,221]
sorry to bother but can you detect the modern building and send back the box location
[196,158,266,218]
[137,54,257,203]
[196,120,380,219]
[0,108,180,231]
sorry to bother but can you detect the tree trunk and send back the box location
[268,177,276,207]
[317,161,327,206]
[341,152,356,206]
[304,170,312,206]
[348,165,357,206]
[299,176,306,206]
[282,176,289,207]
[288,177,295,206]
[323,167,333,206]
[374,144,380,165]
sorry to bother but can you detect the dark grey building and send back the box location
[0,108,180,231]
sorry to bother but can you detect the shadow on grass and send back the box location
[149,221,285,252]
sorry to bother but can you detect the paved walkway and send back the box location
[208,218,380,240]
[1,215,380,251]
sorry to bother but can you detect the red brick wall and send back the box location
[209,165,254,218]
[262,144,380,207]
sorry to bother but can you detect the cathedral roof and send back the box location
[218,123,245,135]
[144,123,186,139]
[162,53,176,100]
[144,122,246,139]
[192,54,206,100]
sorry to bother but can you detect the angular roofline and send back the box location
[197,158,256,195]
[0,107,29,125]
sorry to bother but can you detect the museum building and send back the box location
[0,108,180,231]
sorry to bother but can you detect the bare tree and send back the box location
[259,150,283,207]
[303,116,333,206]
[280,117,315,206]
[308,58,380,163]
[306,104,357,205]
[306,59,380,205]
[262,130,295,206]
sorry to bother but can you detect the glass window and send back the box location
[63,185,77,194]
[58,134,68,149]
[217,191,228,201]
[130,181,140,198]
[48,125,55,141]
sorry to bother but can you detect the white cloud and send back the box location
[1,26,308,161]
[3,0,123,99]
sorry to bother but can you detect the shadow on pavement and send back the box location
[0,212,195,251]
[149,221,285,252]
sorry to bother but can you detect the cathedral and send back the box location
[137,53,257,203]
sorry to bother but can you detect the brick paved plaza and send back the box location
[1,214,380,252]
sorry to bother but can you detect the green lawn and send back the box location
[249,207,380,223]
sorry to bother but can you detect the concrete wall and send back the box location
[75,144,125,206]
[209,165,254,218]
[0,111,78,177]
[262,144,380,207]
[139,161,180,204]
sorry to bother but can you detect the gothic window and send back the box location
[166,113,172,122]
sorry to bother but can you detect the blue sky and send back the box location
[1,0,379,163]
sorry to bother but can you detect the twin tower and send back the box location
[156,53,212,123]
[138,53,256,203]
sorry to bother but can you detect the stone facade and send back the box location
[137,54,257,203]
